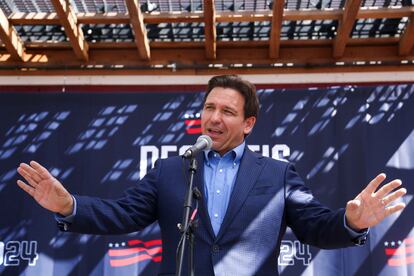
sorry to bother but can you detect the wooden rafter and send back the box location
[9,12,60,25]
[269,0,284,59]
[125,0,150,60]
[399,13,414,56]
[15,36,401,52]
[204,0,216,59]
[357,7,414,19]
[144,11,204,24]
[0,7,25,60]
[1,4,414,75]
[0,44,412,72]
[333,0,363,58]
[17,36,400,51]
[50,0,88,61]
[8,7,414,25]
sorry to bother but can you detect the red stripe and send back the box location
[109,246,162,257]
[143,239,163,247]
[185,119,202,134]
[388,255,414,266]
[404,237,414,245]
[110,253,162,267]
[385,246,414,256]
[186,128,202,134]
[127,239,162,247]
[184,119,201,126]
[152,256,162,262]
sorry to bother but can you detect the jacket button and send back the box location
[212,244,220,253]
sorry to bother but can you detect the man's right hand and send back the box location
[17,161,73,216]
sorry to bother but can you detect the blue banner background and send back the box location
[0,83,413,275]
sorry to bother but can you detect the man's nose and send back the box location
[210,110,221,122]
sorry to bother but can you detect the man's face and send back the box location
[201,87,256,156]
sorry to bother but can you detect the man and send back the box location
[17,75,406,275]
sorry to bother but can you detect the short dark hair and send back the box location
[204,75,259,119]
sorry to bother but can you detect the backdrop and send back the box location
[0,83,413,276]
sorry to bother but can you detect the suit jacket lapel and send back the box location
[193,153,216,240]
[216,148,264,240]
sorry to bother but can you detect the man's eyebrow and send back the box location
[204,102,238,113]
[224,106,238,114]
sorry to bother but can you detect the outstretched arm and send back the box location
[345,173,406,231]
[16,161,74,216]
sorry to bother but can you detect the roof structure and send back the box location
[0,0,413,75]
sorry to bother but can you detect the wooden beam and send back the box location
[333,0,363,58]
[8,7,414,26]
[24,41,72,49]
[78,12,130,24]
[204,0,216,59]
[9,12,60,25]
[358,7,414,19]
[50,0,88,61]
[144,11,204,24]
[348,37,399,46]
[1,63,414,76]
[217,10,340,22]
[217,10,272,22]
[18,37,400,52]
[285,7,414,21]
[125,0,150,60]
[22,41,200,51]
[9,12,130,25]
[0,8,25,60]
[1,44,410,68]
[269,0,284,59]
[399,14,414,56]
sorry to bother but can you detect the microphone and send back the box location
[182,135,213,159]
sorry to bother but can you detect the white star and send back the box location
[121,242,126,246]
[108,243,113,248]
[398,240,402,245]
[391,241,395,246]
[115,243,119,247]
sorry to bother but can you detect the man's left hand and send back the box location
[345,173,407,231]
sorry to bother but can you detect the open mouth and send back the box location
[207,128,223,136]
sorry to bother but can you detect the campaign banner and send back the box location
[0,83,413,275]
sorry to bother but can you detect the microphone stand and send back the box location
[176,157,200,276]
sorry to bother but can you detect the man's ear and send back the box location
[243,116,256,135]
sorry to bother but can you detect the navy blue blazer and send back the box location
[66,148,357,275]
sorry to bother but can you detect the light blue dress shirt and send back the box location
[203,142,245,235]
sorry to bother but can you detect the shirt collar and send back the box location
[204,141,245,166]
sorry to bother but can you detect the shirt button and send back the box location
[219,169,223,173]
[58,222,68,231]
[214,213,218,218]
[216,190,220,194]
[212,244,220,253]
